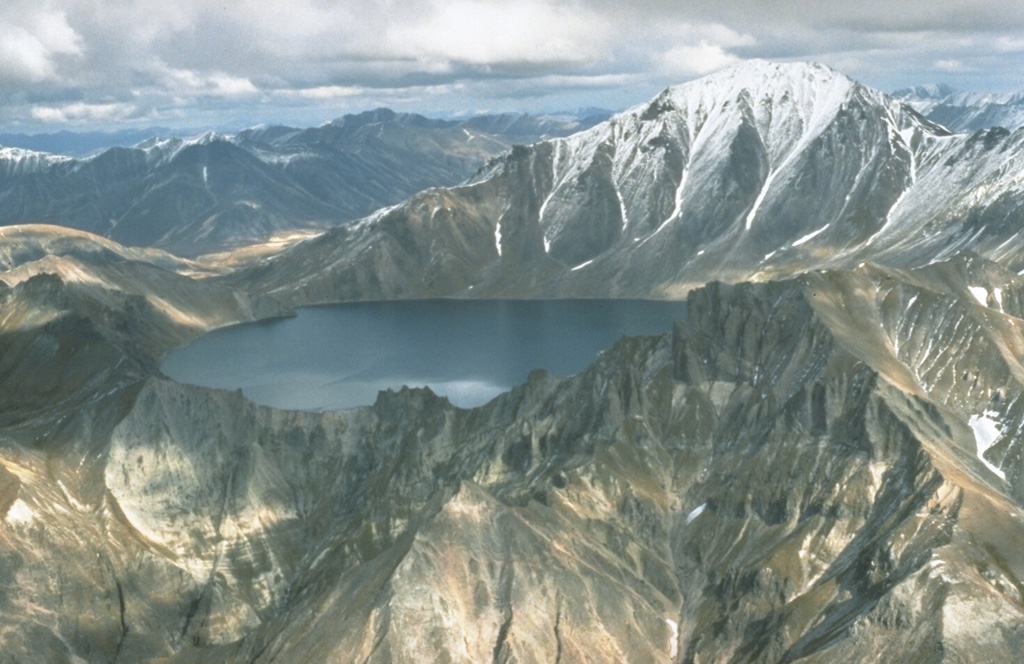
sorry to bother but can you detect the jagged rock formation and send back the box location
[240,61,1024,306]
[2,235,1024,661]
[0,109,598,257]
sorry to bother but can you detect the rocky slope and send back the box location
[0,109,597,257]
[2,230,1024,661]
[239,61,1024,306]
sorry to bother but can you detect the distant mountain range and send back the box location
[0,127,179,157]
[893,83,1024,132]
[0,108,608,256]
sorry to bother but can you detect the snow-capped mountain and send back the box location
[0,146,72,177]
[893,84,1024,132]
[0,109,596,256]
[248,60,1024,303]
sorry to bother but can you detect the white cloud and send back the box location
[387,0,614,66]
[31,102,139,124]
[0,9,81,83]
[148,61,260,98]
[2,0,1024,131]
[992,36,1024,53]
[935,59,968,72]
[647,22,755,77]
[283,86,367,100]
[659,42,745,76]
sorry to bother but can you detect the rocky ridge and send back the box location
[1,238,1024,661]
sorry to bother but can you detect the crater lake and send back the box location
[162,299,687,411]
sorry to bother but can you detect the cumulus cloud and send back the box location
[147,61,260,98]
[654,23,757,76]
[0,7,81,83]
[659,43,744,76]
[386,0,614,67]
[31,102,140,124]
[0,0,1022,131]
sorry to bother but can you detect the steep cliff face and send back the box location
[3,254,1022,662]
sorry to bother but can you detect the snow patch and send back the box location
[202,165,208,184]
[792,225,829,247]
[667,619,680,660]
[615,186,629,231]
[968,286,988,306]
[5,498,33,525]
[641,167,689,246]
[969,412,1006,480]
[686,502,706,524]
[494,222,502,257]
[745,172,776,230]
[571,259,594,271]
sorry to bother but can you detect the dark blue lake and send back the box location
[161,299,686,411]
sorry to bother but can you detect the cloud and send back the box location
[653,23,756,76]
[30,102,140,124]
[386,0,614,68]
[1,0,1023,131]
[280,86,367,101]
[659,43,744,76]
[0,8,81,83]
[935,59,968,72]
[147,62,260,98]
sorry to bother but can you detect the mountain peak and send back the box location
[670,60,851,95]
[654,60,861,120]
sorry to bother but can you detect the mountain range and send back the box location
[0,127,180,158]
[1,60,1024,662]
[893,83,1024,132]
[0,109,606,257]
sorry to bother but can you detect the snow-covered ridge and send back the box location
[661,60,858,134]
[132,130,238,165]
[0,145,72,175]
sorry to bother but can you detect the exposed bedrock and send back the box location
[2,262,1022,662]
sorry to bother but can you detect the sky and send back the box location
[1,0,1023,134]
